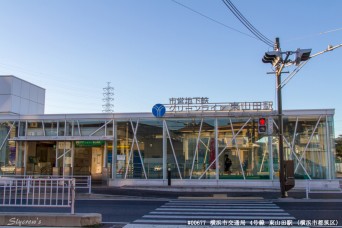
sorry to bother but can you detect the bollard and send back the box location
[27,176,32,194]
[167,168,171,186]
[306,180,310,199]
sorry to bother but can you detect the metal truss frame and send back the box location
[199,118,251,180]
[272,115,323,180]
[164,120,183,179]
[124,119,147,179]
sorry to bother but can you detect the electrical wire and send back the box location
[280,61,309,88]
[281,43,342,88]
[170,0,259,41]
[222,0,274,47]
[222,0,273,46]
[285,27,342,43]
[0,62,99,93]
[0,62,105,112]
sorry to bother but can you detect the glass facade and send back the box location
[277,115,335,179]
[164,118,215,179]
[0,110,337,183]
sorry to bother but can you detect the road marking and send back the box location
[125,223,307,228]
[161,205,279,208]
[76,198,169,201]
[156,208,284,211]
[102,221,129,224]
[165,202,276,206]
[171,199,268,203]
[143,215,295,219]
[150,211,290,215]
[125,199,299,227]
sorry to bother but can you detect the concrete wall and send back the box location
[108,179,341,190]
[0,76,45,114]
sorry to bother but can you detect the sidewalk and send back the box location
[87,185,342,201]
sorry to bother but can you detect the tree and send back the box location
[336,135,342,160]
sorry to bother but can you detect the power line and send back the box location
[170,0,258,41]
[221,0,273,47]
[0,62,99,93]
[281,43,342,88]
[285,27,342,43]
[222,0,273,46]
[320,27,342,35]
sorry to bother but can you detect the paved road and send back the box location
[1,184,342,227]
[0,199,166,227]
[89,185,342,200]
[275,201,342,227]
[1,197,342,227]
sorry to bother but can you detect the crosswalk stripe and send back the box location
[161,205,279,208]
[168,200,270,204]
[126,220,307,228]
[165,203,275,206]
[150,211,290,215]
[133,219,191,224]
[125,225,306,228]
[165,201,276,204]
[143,215,296,219]
[156,208,284,211]
[125,199,300,227]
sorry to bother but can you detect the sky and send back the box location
[0,0,341,136]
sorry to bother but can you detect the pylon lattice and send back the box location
[102,82,114,113]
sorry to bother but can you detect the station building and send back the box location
[0,76,338,188]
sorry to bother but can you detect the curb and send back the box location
[0,212,101,227]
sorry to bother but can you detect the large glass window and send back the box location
[165,119,197,179]
[44,121,58,136]
[116,121,133,179]
[165,118,215,179]
[19,121,26,136]
[79,120,106,136]
[116,119,163,179]
[106,121,114,136]
[0,113,334,181]
[275,115,331,180]
[56,141,72,175]
[0,122,17,175]
[191,118,215,179]
[74,146,91,175]
[27,121,44,136]
[217,117,271,180]
[136,119,163,179]
[16,141,24,170]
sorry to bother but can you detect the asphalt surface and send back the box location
[1,185,342,228]
[88,184,342,200]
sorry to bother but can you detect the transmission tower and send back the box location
[102,82,114,113]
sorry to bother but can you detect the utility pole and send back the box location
[263,37,306,198]
[263,39,341,198]
[102,82,114,113]
[274,38,286,198]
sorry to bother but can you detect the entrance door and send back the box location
[91,147,102,175]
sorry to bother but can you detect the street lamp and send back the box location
[262,37,311,198]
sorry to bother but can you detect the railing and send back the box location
[0,175,91,194]
[305,180,342,199]
[69,175,91,194]
[0,177,75,214]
